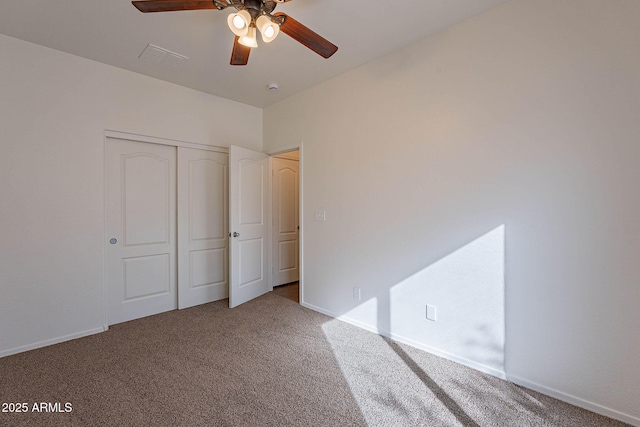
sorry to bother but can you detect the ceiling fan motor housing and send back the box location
[239,0,277,18]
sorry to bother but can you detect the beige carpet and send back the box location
[0,292,630,426]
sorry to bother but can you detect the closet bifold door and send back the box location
[105,139,178,325]
[177,147,229,309]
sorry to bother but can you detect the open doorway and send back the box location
[270,149,300,303]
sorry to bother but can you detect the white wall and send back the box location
[0,33,262,356]
[264,0,640,423]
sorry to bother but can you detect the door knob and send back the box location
[233,232,240,238]
[109,238,117,244]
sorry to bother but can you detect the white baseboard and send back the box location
[301,301,638,426]
[507,375,640,427]
[0,327,106,358]
[385,331,507,380]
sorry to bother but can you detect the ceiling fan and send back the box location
[132,0,338,66]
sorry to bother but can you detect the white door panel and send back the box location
[106,139,177,325]
[123,254,170,299]
[229,145,270,308]
[239,159,265,225]
[272,157,299,286]
[177,148,228,309]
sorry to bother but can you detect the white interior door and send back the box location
[177,147,228,309]
[272,156,299,286]
[105,138,177,325]
[229,145,270,308]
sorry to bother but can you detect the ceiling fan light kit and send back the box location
[256,15,279,43]
[227,10,251,36]
[132,0,338,66]
[238,26,258,48]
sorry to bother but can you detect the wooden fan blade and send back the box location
[132,0,221,13]
[230,36,251,66]
[273,12,338,59]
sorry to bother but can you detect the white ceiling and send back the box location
[0,0,511,108]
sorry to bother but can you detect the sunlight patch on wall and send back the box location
[331,225,506,377]
[389,225,505,375]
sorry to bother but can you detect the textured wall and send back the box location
[264,0,640,423]
[0,34,262,356]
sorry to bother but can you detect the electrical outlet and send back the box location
[353,287,361,301]
[426,305,437,321]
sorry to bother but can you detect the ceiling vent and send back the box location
[139,44,188,69]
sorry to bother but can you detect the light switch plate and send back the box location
[314,210,326,222]
[426,305,437,321]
